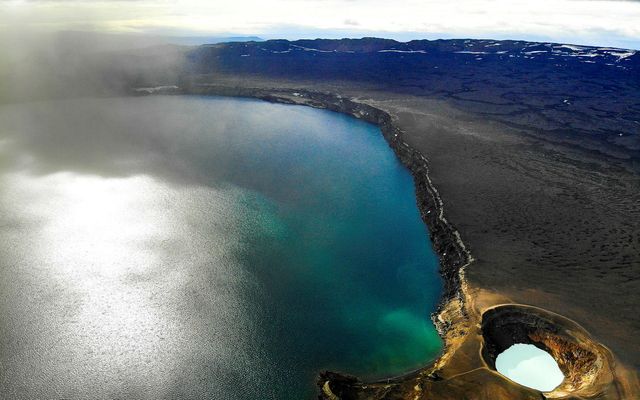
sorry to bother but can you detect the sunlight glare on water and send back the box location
[0,96,442,399]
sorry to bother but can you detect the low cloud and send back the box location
[1,0,640,49]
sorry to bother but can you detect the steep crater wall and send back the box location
[481,305,615,398]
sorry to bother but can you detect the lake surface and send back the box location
[496,343,565,392]
[0,96,441,399]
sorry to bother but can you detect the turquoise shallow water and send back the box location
[0,96,441,399]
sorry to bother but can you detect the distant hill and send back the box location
[186,37,640,160]
[189,37,638,68]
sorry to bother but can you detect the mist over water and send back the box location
[0,96,442,399]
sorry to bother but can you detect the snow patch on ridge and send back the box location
[378,49,427,53]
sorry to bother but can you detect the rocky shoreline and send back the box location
[133,84,638,399]
[134,84,475,395]
[137,85,473,307]
[4,34,638,399]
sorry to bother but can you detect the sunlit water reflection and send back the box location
[0,96,441,399]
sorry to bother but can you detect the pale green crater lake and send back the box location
[0,96,441,399]
[496,343,565,392]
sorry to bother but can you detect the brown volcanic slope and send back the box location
[145,38,638,398]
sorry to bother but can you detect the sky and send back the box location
[1,0,640,49]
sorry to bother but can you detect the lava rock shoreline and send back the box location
[177,85,471,319]
[134,84,475,396]
[132,84,639,399]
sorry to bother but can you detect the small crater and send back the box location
[481,305,612,397]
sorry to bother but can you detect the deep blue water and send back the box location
[0,96,441,399]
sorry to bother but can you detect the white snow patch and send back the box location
[561,52,599,58]
[291,45,334,53]
[378,49,427,53]
[556,44,587,51]
[609,50,636,61]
